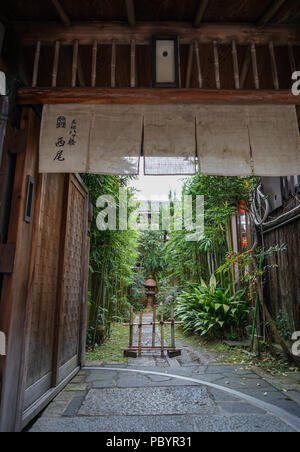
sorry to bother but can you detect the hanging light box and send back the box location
[152,36,179,88]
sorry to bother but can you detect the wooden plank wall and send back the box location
[263,220,300,331]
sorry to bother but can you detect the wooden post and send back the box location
[269,41,279,90]
[288,43,296,74]
[72,40,79,87]
[130,39,136,88]
[194,40,203,89]
[160,311,164,357]
[52,40,60,87]
[129,305,133,348]
[250,41,260,90]
[32,40,41,87]
[138,310,143,356]
[232,40,240,89]
[91,39,98,87]
[171,305,175,348]
[152,306,156,348]
[213,41,221,89]
[111,40,116,88]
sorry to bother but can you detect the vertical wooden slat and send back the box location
[171,305,175,349]
[213,41,221,89]
[250,41,260,90]
[32,40,41,88]
[177,37,182,88]
[152,306,156,348]
[111,40,116,88]
[288,43,296,74]
[91,39,98,87]
[185,43,194,89]
[130,39,136,88]
[52,41,60,88]
[138,310,143,356]
[129,305,133,348]
[232,40,240,89]
[160,311,164,357]
[194,40,203,89]
[269,41,279,90]
[71,40,79,88]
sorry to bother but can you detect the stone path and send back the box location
[29,313,300,432]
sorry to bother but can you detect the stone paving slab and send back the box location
[78,386,217,417]
[29,415,197,433]
[192,414,296,432]
[29,413,296,433]
[28,312,300,433]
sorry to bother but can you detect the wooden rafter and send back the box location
[258,0,287,26]
[16,22,300,46]
[194,0,209,27]
[17,88,300,106]
[51,0,71,27]
[125,0,135,27]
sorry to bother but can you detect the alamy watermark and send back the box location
[292,71,300,96]
[292,331,300,357]
[96,188,204,242]
[0,331,5,356]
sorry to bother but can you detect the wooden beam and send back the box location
[258,0,287,26]
[16,87,300,105]
[194,0,209,27]
[51,0,71,27]
[125,0,135,27]
[15,22,300,46]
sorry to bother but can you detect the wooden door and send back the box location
[0,108,90,432]
[20,174,89,429]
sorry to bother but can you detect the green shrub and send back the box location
[175,276,249,338]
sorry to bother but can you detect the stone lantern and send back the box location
[144,275,157,310]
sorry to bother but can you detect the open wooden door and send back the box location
[0,108,90,432]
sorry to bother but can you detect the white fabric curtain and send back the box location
[39,104,300,177]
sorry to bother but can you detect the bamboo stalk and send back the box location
[171,305,175,349]
[52,40,60,87]
[250,41,259,90]
[91,39,98,87]
[269,41,279,90]
[138,310,143,356]
[232,40,240,89]
[152,306,156,348]
[32,40,41,87]
[194,40,203,89]
[160,311,164,357]
[72,40,79,87]
[111,39,116,88]
[129,305,133,348]
[213,41,221,89]
[130,39,136,88]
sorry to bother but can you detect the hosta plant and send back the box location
[175,275,249,338]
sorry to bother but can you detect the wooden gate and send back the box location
[0,109,90,431]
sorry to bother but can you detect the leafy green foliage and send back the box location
[175,279,249,338]
[82,174,139,348]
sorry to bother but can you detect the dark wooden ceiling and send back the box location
[0,0,300,25]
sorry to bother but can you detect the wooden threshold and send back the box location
[17,88,300,105]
